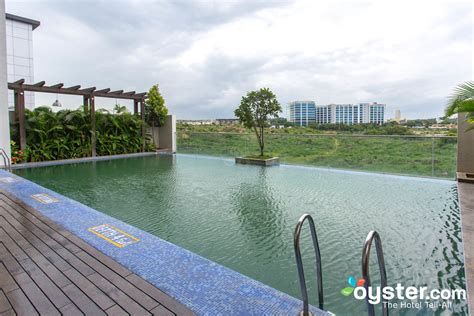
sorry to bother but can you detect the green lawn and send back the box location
[177,131,457,179]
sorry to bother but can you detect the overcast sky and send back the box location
[6,0,472,119]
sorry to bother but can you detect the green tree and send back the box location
[234,87,282,156]
[446,81,474,130]
[145,84,168,128]
[113,104,128,114]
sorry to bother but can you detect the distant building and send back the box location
[215,118,239,125]
[177,119,215,125]
[288,101,316,126]
[6,13,40,110]
[288,101,385,125]
[394,109,401,122]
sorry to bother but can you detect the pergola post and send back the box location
[90,95,96,157]
[14,86,26,150]
[140,99,145,152]
[134,99,138,116]
[83,95,89,112]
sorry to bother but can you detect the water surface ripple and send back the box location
[16,154,467,315]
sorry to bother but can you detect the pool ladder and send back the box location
[293,214,388,316]
[0,147,12,172]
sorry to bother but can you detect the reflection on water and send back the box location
[16,154,467,315]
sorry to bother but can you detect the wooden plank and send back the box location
[4,288,38,316]
[105,304,129,316]
[87,273,151,315]
[12,272,60,315]
[0,263,19,294]
[0,228,71,310]
[0,216,72,288]
[150,305,175,316]
[0,196,131,278]
[0,199,81,253]
[0,243,25,276]
[0,195,71,237]
[77,252,158,310]
[62,269,115,310]
[126,274,195,316]
[0,290,12,313]
[59,303,84,316]
[0,192,194,315]
[61,283,105,316]
[55,249,95,277]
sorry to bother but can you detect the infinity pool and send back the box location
[15,154,467,315]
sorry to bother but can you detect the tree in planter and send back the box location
[145,85,168,146]
[234,88,282,157]
[446,81,474,130]
[145,85,168,127]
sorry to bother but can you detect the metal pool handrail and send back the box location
[362,231,388,316]
[0,148,11,172]
[294,213,324,315]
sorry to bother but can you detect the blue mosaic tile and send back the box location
[0,169,330,315]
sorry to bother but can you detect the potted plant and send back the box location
[234,88,282,166]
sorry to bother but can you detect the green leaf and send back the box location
[341,287,354,296]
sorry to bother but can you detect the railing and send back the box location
[293,214,324,315]
[362,231,388,316]
[0,148,11,172]
[177,132,457,178]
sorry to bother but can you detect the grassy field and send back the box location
[177,126,457,179]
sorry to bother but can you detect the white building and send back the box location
[5,13,40,110]
[288,101,316,126]
[1,1,10,163]
[288,101,386,125]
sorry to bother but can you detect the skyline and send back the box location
[5,0,472,120]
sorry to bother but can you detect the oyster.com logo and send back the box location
[341,275,365,296]
[339,274,466,310]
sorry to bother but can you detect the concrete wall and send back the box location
[158,115,176,153]
[0,0,12,167]
[457,113,474,174]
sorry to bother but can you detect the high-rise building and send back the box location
[5,13,40,110]
[288,101,385,125]
[288,101,316,126]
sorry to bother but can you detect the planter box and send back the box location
[235,157,280,167]
[457,172,474,183]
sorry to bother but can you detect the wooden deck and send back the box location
[0,191,195,316]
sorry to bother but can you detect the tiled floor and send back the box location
[458,181,474,315]
[0,191,195,315]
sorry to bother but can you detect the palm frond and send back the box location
[446,81,474,116]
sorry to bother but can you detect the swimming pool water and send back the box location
[15,154,467,315]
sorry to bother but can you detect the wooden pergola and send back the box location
[8,79,148,157]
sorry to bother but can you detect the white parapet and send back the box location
[158,115,176,153]
[0,0,12,166]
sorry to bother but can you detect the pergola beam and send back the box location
[80,87,96,93]
[33,81,45,87]
[66,85,81,90]
[48,83,64,89]
[8,81,147,100]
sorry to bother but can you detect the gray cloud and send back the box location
[5,0,472,119]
